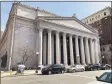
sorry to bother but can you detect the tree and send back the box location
[18,46,35,65]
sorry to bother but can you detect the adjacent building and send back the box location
[82,7,112,64]
[0,3,100,70]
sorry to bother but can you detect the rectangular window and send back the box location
[98,15,100,18]
[104,12,106,16]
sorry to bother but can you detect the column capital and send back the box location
[39,28,43,31]
[48,29,51,33]
[85,37,88,40]
[80,36,84,39]
[63,32,66,36]
[75,35,78,39]
[56,31,60,34]
[69,34,73,37]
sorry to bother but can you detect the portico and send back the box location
[37,18,100,67]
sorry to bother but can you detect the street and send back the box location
[1,70,110,84]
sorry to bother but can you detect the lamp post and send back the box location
[102,56,104,64]
[35,52,39,73]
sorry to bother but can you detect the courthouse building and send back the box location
[0,3,101,70]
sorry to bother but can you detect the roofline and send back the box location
[74,17,98,34]
[15,2,60,17]
[82,6,111,21]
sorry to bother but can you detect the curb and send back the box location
[1,73,41,78]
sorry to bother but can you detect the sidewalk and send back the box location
[1,70,41,78]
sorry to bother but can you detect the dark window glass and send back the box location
[104,12,106,16]
[98,15,100,18]
[87,20,88,23]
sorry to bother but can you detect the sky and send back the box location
[1,2,111,31]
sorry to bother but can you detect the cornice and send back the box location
[15,2,60,17]
[37,16,75,20]
[16,2,36,11]
[15,15,35,22]
[82,6,111,21]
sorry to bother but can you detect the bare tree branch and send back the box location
[17,46,35,65]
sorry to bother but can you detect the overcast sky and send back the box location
[1,2,111,31]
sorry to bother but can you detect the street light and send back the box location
[35,52,39,73]
[102,56,105,64]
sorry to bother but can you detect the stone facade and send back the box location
[0,3,101,70]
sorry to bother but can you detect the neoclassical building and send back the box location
[0,3,101,70]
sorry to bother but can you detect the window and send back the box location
[92,18,94,20]
[90,19,91,21]
[98,15,100,18]
[96,16,97,19]
[87,20,88,23]
[103,48,105,51]
[104,12,106,16]
[98,72,112,83]
[100,48,102,51]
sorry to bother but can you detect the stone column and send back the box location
[43,32,47,65]
[90,39,95,64]
[94,39,99,64]
[38,28,43,66]
[63,33,68,66]
[69,34,74,65]
[52,34,54,64]
[85,37,90,64]
[56,31,60,64]
[48,30,52,65]
[75,35,80,64]
[80,37,86,65]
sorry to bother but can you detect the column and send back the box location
[75,35,80,64]
[56,31,60,64]
[48,30,52,65]
[80,37,86,65]
[90,39,95,64]
[52,34,54,64]
[94,39,99,64]
[85,37,90,64]
[38,28,43,66]
[63,33,68,66]
[43,32,47,65]
[69,34,74,65]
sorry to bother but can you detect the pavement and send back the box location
[1,70,41,77]
[1,70,111,84]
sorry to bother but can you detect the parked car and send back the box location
[85,64,101,71]
[85,64,93,71]
[92,64,101,70]
[100,64,107,70]
[66,64,85,73]
[87,72,112,84]
[105,64,111,70]
[99,64,111,70]
[41,64,65,75]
